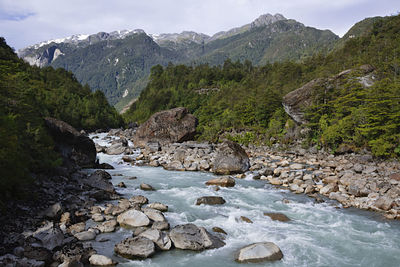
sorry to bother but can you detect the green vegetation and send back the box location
[126,14,400,157]
[0,38,123,201]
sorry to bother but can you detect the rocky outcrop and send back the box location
[44,117,96,168]
[169,224,225,250]
[213,141,250,175]
[235,242,283,263]
[282,65,375,124]
[132,107,198,147]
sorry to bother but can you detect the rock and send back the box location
[92,213,105,222]
[213,141,250,175]
[139,229,172,250]
[353,163,364,173]
[96,163,114,169]
[84,170,115,194]
[319,184,338,195]
[240,216,253,223]
[68,222,86,234]
[23,245,53,263]
[169,224,225,250]
[212,227,227,235]
[290,163,304,170]
[389,173,400,181]
[146,141,161,152]
[60,212,71,225]
[269,178,283,185]
[374,196,394,211]
[235,242,283,263]
[323,176,339,184]
[122,155,134,162]
[42,202,63,219]
[142,208,166,222]
[74,229,96,241]
[96,220,118,233]
[129,195,149,206]
[152,221,170,231]
[140,183,155,191]
[147,202,168,212]
[117,209,150,228]
[0,254,45,267]
[205,177,235,187]
[32,222,65,250]
[89,254,117,266]
[44,117,96,168]
[132,107,198,147]
[196,196,226,205]
[106,143,126,155]
[263,213,290,222]
[117,182,126,188]
[114,236,155,259]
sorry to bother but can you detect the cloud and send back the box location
[0,0,399,49]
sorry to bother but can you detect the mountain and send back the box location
[18,13,339,109]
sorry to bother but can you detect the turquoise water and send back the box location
[89,134,400,267]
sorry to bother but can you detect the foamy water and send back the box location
[89,134,400,267]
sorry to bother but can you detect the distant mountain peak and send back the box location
[251,13,286,28]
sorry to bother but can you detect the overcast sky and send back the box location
[1,0,399,50]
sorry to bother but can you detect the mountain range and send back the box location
[18,13,370,110]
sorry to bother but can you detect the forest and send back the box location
[125,14,400,157]
[0,38,123,200]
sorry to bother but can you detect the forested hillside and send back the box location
[0,38,123,200]
[125,14,400,157]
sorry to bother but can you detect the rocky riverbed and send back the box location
[97,127,400,220]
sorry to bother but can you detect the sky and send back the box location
[1,0,399,50]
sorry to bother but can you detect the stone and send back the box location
[152,221,170,231]
[235,242,283,263]
[129,195,149,205]
[289,184,304,194]
[0,254,46,267]
[132,107,198,147]
[140,183,155,191]
[353,163,364,173]
[117,182,126,188]
[169,224,225,250]
[147,202,168,212]
[96,220,118,233]
[323,176,339,184]
[32,222,65,250]
[139,229,172,250]
[142,208,166,222]
[84,170,115,194]
[212,227,227,235]
[319,184,338,195]
[88,254,117,266]
[213,141,250,175]
[68,222,86,234]
[74,229,96,241]
[263,213,290,222]
[114,236,155,259]
[196,196,226,205]
[92,213,105,222]
[205,177,236,187]
[96,162,114,169]
[117,209,150,228]
[268,178,283,185]
[389,173,400,181]
[44,117,96,168]
[43,202,62,218]
[374,196,394,211]
[106,143,126,155]
[122,155,134,162]
[240,216,253,223]
[290,163,304,170]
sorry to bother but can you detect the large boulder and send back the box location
[132,107,198,147]
[213,141,250,175]
[169,224,225,250]
[235,242,283,263]
[32,222,65,251]
[44,117,96,168]
[195,196,226,205]
[139,229,172,251]
[84,170,115,194]
[117,209,150,228]
[114,236,155,259]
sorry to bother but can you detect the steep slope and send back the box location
[18,13,338,108]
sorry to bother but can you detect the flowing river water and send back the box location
[89,133,400,267]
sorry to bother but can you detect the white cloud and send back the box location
[0,0,399,49]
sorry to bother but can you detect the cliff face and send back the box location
[282,65,376,124]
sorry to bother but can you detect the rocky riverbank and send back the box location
[99,127,400,220]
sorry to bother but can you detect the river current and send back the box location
[89,133,400,267]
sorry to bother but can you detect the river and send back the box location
[89,133,400,267]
